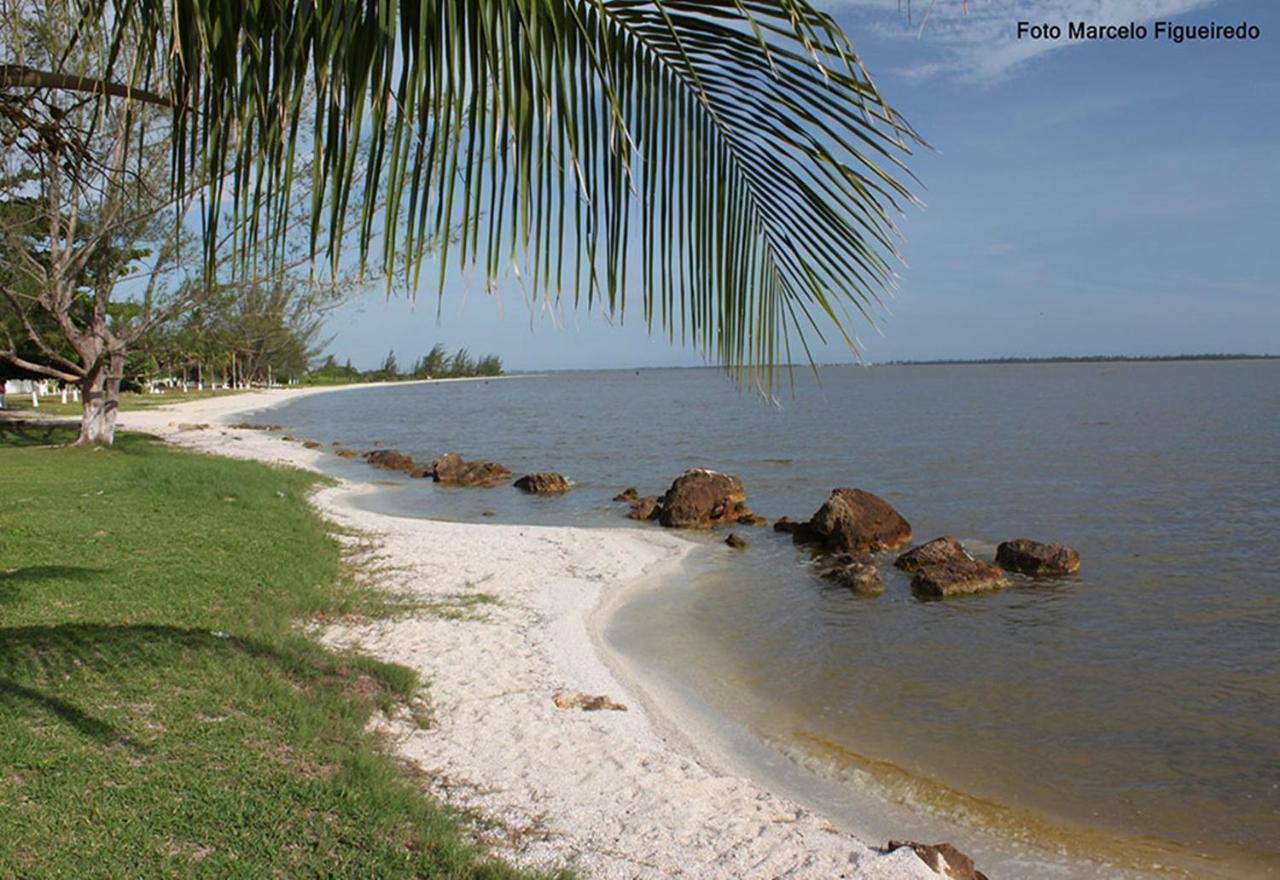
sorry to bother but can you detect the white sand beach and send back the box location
[118,385,940,880]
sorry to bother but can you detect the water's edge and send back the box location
[247,367,1279,880]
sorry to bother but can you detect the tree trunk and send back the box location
[76,351,123,446]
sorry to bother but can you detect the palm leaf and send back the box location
[93,0,923,387]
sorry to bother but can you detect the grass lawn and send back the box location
[0,388,246,419]
[0,424,560,879]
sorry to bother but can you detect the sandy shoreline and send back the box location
[116,384,939,880]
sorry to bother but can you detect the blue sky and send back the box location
[324,0,1279,370]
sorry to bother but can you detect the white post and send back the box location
[61,387,68,404]
[32,389,39,408]
[72,387,80,402]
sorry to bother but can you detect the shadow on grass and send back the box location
[0,678,127,744]
[0,418,79,448]
[0,566,108,604]
[0,623,414,741]
[0,417,159,451]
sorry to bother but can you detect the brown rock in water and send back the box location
[553,690,626,712]
[430,452,513,487]
[887,841,989,880]
[332,446,359,459]
[613,487,639,503]
[514,472,571,494]
[364,449,421,476]
[654,468,758,529]
[911,558,1008,599]
[739,514,769,526]
[229,422,283,432]
[302,439,322,450]
[895,536,970,573]
[814,553,884,596]
[803,488,912,555]
[995,538,1081,576]
[176,423,210,432]
[775,516,821,543]
[626,496,659,520]
[725,533,748,550]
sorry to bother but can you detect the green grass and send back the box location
[0,388,244,419]
[0,426,562,879]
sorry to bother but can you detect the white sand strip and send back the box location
[119,386,938,880]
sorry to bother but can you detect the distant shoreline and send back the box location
[501,355,1276,376]
[881,353,1277,366]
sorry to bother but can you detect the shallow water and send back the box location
[263,361,1280,877]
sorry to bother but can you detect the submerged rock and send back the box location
[911,558,1008,599]
[887,841,989,880]
[301,439,322,449]
[654,468,758,529]
[430,452,512,487]
[995,538,1081,576]
[895,536,970,573]
[725,533,749,550]
[626,496,659,520]
[774,515,820,543]
[364,448,427,477]
[332,445,359,459]
[514,472,571,494]
[814,553,884,596]
[613,487,639,503]
[801,488,912,555]
[228,422,283,432]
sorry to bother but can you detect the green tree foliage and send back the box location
[307,346,501,384]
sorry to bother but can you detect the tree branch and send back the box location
[0,64,174,108]
[0,286,87,376]
[0,350,82,384]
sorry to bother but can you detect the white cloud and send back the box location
[823,0,1226,80]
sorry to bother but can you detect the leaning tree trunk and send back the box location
[77,350,124,446]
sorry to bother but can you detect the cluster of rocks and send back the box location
[358,446,574,494]
[614,469,766,529]
[772,488,913,596]
[891,536,1081,598]
[364,448,430,478]
[228,422,283,432]
[894,537,1008,599]
[294,427,1079,604]
[430,452,513,487]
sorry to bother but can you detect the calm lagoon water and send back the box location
[263,361,1280,878]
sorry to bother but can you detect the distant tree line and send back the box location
[305,344,502,385]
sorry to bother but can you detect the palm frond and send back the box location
[94,0,923,386]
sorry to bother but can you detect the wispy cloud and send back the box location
[824,1,1225,80]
